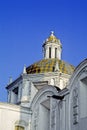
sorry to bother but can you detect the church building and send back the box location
[0,31,87,130]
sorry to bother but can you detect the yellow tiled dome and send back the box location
[26,58,75,75]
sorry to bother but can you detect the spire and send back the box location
[23,65,27,74]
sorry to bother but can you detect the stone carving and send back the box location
[73,88,79,124]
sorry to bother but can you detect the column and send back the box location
[51,46,55,58]
[46,46,49,59]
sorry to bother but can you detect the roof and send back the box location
[47,31,59,42]
[42,31,62,47]
[26,58,75,75]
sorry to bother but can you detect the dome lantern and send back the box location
[42,31,62,60]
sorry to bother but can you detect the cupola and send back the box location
[42,31,62,60]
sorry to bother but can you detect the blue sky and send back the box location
[0,0,87,101]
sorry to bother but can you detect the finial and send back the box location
[46,38,48,42]
[51,31,54,36]
[9,76,13,84]
[55,61,59,71]
[23,65,27,74]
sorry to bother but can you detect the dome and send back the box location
[26,58,75,75]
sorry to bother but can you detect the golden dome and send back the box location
[26,58,75,75]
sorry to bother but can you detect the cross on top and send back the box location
[51,31,54,36]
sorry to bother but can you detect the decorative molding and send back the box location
[72,88,79,125]
[31,85,58,109]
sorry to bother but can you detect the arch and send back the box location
[30,85,59,130]
[68,59,87,130]
[68,59,87,90]
[30,85,58,110]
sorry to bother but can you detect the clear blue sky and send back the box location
[0,0,87,101]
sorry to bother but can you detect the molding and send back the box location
[6,75,23,89]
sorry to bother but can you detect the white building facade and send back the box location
[0,32,87,130]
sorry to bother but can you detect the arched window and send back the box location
[55,48,57,58]
[15,126,24,130]
[49,47,51,58]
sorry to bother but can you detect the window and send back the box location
[55,48,57,58]
[15,126,24,130]
[49,47,51,58]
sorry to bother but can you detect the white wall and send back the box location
[0,103,31,130]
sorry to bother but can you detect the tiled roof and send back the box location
[26,58,75,75]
